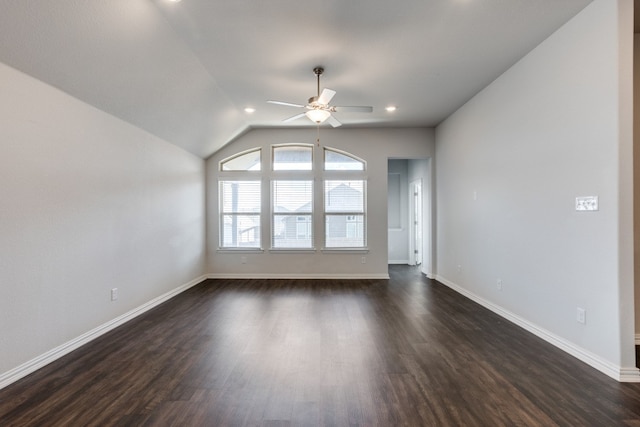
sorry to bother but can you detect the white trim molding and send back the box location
[435,275,640,383]
[207,273,389,280]
[0,275,207,390]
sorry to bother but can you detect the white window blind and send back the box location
[324,180,365,248]
[220,181,261,248]
[272,180,313,248]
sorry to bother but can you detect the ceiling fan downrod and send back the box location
[313,66,324,101]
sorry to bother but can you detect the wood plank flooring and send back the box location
[2,265,640,426]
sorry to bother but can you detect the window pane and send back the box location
[272,180,313,248]
[221,181,261,213]
[222,214,261,248]
[273,145,312,170]
[273,181,313,213]
[324,180,364,212]
[324,149,364,171]
[221,149,261,171]
[325,215,364,247]
[220,180,261,248]
[324,180,365,248]
[273,214,312,248]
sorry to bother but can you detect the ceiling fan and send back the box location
[267,66,373,127]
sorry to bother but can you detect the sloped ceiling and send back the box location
[0,0,593,158]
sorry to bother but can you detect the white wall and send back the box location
[435,0,636,380]
[0,63,206,383]
[388,159,409,263]
[206,127,434,278]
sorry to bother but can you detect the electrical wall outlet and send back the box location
[361,256,366,264]
[576,196,598,211]
[496,279,503,291]
[111,288,118,301]
[241,256,247,264]
[576,307,586,324]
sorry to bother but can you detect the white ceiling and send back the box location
[0,0,593,158]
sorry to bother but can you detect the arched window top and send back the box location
[324,147,365,171]
[220,148,261,171]
[273,144,313,171]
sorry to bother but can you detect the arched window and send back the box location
[324,148,365,171]
[220,148,261,171]
[218,145,366,250]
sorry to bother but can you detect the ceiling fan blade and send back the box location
[317,88,336,105]
[333,106,373,113]
[268,100,305,108]
[283,113,306,123]
[327,115,342,128]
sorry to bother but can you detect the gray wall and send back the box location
[435,0,634,378]
[0,62,206,382]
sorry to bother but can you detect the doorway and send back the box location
[387,158,431,276]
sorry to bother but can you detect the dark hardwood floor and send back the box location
[2,265,640,426]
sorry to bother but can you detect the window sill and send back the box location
[321,248,369,254]
[268,248,317,254]
[217,248,264,254]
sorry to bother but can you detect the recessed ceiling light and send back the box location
[244,107,256,113]
[385,106,397,112]
[167,0,182,3]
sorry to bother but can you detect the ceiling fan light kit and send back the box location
[267,66,373,128]
[305,109,331,124]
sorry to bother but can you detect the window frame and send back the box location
[219,147,262,172]
[216,144,368,254]
[323,179,367,249]
[271,179,314,250]
[218,179,262,250]
[323,147,366,171]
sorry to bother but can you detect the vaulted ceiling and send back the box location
[0,0,593,158]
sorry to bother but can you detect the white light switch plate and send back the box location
[575,196,598,211]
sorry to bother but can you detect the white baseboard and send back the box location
[207,273,390,280]
[388,260,409,265]
[0,275,207,390]
[435,275,640,383]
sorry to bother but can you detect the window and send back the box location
[324,180,365,248]
[220,181,261,248]
[272,180,313,248]
[273,145,313,170]
[220,148,261,171]
[218,145,367,252]
[324,148,364,171]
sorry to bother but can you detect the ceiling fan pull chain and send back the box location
[316,125,320,146]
